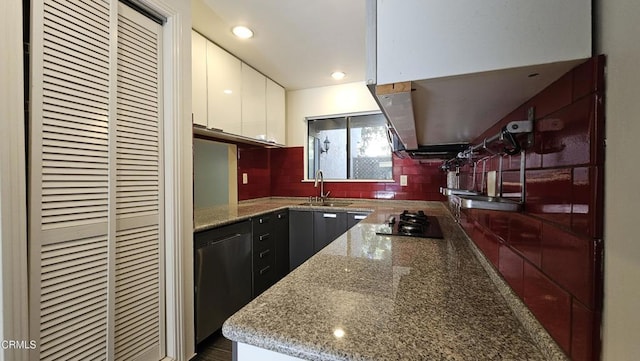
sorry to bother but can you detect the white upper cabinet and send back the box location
[191,31,286,144]
[371,0,591,84]
[191,30,208,127]
[241,63,267,140]
[207,41,242,135]
[266,78,286,145]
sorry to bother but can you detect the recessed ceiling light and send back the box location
[331,71,346,80]
[232,25,254,39]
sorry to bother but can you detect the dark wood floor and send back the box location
[191,330,233,361]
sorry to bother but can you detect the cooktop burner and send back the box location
[377,210,444,239]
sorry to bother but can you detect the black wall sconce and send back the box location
[320,135,331,153]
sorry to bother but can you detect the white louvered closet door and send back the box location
[114,4,164,361]
[29,0,165,360]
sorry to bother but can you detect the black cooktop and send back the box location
[376,210,444,239]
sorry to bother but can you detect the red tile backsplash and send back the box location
[526,168,572,228]
[498,243,524,298]
[508,213,542,267]
[456,56,605,360]
[523,262,572,354]
[242,146,446,201]
[542,223,595,309]
[540,95,595,168]
[571,301,595,361]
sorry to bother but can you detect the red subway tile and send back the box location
[501,170,522,200]
[530,71,573,119]
[526,168,572,228]
[572,167,596,238]
[572,55,605,101]
[498,244,524,297]
[541,223,595,308]
[523,263,572,354]
[488,211,510,242]
[571,301,594,361]
[474,222,500,266]
[508,213,542,267]
[540,95,595,168]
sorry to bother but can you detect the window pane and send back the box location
[349,114,392,180]
[307,113,392,181]
[308,117,347,179]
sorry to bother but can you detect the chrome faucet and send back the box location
[314,169,330,201]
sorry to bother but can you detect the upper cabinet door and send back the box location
[207,41,242,135]
[241,64,267,140]
[266,79,285,145]
[371,0,591,84]
[191,30,207,127]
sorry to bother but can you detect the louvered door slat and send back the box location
[30,0,110,359]
[114,4,163,361]
[32,1,165,360]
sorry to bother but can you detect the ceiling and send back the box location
[192,0,366,90]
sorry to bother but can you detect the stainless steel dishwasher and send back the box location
[194,220,253,345]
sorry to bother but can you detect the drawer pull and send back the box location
[259,233,270,241]
[259,217,270,224]
[278,213,286,219]
[259,266,271,275]
[323,213,337,218]
[354,215,367,220]
[259,249,271,259]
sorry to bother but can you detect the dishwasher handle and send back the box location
[198,233,242,248]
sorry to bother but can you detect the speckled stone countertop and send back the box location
[197,198,565,360]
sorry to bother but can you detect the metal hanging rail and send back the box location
[441,107,535,171]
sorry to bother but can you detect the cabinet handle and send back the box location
[323,213,337,218]
[259,217,270,224]
[259,265,271,275]
[277,213,286,219]
[259,233,270,241]
[259,249,270,259]
[354,215,367,220]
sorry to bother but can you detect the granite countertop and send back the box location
[197,198,565,360]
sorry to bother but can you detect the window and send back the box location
[307,113,392,180]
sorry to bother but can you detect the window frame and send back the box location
[305,111,394,182]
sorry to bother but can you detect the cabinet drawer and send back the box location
[253,231,275,251]
[253,213,273,234]
[253,246,275,267]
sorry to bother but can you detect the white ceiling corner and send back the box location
[192,0,367,90]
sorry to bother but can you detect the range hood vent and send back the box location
[403,143,469,160]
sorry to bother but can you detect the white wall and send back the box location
[286,82,380,147]
[595,1,640,359]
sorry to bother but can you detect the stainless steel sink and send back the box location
[457,195,522,212]
[298,201,352,207]
[440,187,481,196]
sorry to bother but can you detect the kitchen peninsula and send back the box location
[195,198,566,360]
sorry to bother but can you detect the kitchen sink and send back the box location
[457,195,522,212]
[298,201,352,208]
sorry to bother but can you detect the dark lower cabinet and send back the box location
[289,210,314,270]
[252,210,290,296]
[195,207,370,345]
[252,213,277,297]
[313,211,347,252]
[194,221,252,345]
[273,210,289,280]
[347,212,370,229]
